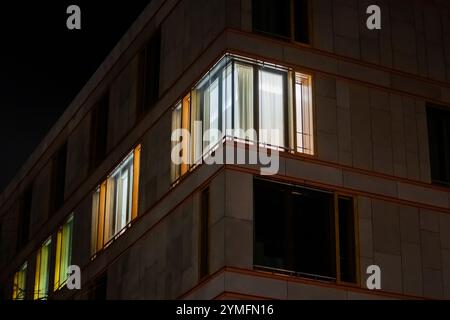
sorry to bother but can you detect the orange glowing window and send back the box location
[91,145,141,256]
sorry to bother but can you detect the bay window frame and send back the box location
[91,145,141,257]
[170,54,315,184]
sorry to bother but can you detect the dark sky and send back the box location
[0,1,151,192]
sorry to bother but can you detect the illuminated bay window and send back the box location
[170,54,314,182]
[91,146,141,255]
[34,238,51,300]
[54,214,74,291]
[12,262,27,300]
[192,59,232,157]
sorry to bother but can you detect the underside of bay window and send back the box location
[171,54,314,182]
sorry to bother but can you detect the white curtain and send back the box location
[105,153,133,242]
[116,157,133,234]
[234,63,254,141]
[222,65,232,135]
[203,78,220,151]
[259,70,285,147]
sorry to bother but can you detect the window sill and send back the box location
[171,136,316,187]
[253,265,359,289]
[90,221,134,260]
[254,265,337,284]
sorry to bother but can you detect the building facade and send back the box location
[1,0,450,300]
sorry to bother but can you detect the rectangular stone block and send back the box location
[374,252,403,293]
[401,243,423,296]
[421,230,442,270]
[372,200,401,255]
[399,205,420,244]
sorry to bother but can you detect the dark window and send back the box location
[139,28,161,116]
[50,142,67,213]
[427,104,450,185]
[89,273,107,300]
[199,188,210,279]
[17,186,32,251]
[252,0,310,44]
[253,0,291,39]
[294,0,309,43]
[338,196,356,283]
[254,179,356,283]
[90,92,109,172]
[0,221,3,259]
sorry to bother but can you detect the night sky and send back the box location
[0,1,151,192]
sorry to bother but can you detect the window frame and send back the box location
[252,0,312,45]
[292,72,315,156]
[170,54,315,184]
[89,91,110,173]
[426,103,450,186]
[17,185,33,252]
[53,213,74,291]
[255,66,289,150]
[34,237,52,300]
[334,192,360,285]
[50,142,68,214]
[198,187,210,280]
[12,262,27,300]
[91,145,141,257]
[253,178,360,285]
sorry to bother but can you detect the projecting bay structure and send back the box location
[1,0,450,300]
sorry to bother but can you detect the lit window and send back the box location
[203,77,220,151]
[258,69,286,148]
[234,63,255,141]
[91,146,141,255]
[294,73,314,155]
[170,54,314,182]
[34,238,52,300]
[171,103,182,182]
[192,60,232,158]
[171,95,191,183]
[12,262,27,300]
[54,214,74,291]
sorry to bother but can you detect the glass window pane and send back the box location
[13,262,27,300]
[234,63,255,141]
[105,175,116,243]
[171,103,182,182]
[35,238,51,300]
[203,77,221,151]
[259,69,285,147]
[56,214,73,290]
[294,0,310,44]
[295,73,313,155]
[105,153,134,244]
[252,0,291,39]
[222,64,232,135]
[338,197,356,283]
